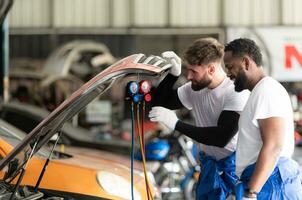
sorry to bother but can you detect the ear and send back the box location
[243,57,250,70]
[208,64,215,75]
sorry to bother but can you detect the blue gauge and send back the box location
[127,81,139,95]
[133,94,143,103]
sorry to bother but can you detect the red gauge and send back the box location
[139,80,151,94]
[144,93,152,102]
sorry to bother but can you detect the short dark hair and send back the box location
[184,37,224,66]
[225,38,262,66]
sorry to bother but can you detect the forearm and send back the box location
[175,122,232,147]
[248,117,285,193]
[174,111,239,147]
[247,144,282,192]
[151,74,183,109]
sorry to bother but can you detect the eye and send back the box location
[228,64,235,71]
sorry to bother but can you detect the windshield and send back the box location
[0,121,54,159]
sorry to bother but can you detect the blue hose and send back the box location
[130,102,135,200]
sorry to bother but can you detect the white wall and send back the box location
[170,0,220,26]
[282,0,302,25]
[9,0,50,27]
[132,0,168,27]
[9,0,302,28]
[53,0,110,27]
[112,0,130,27]
[224,0,280,25]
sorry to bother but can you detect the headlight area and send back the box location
[96,171,142,200]
[138,171,162,200]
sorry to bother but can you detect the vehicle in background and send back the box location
[9,40,115,111]
[43,40,116,82]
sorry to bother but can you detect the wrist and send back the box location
[169,69,181,77]
[169,72,180,77]
[244,188,258,198]
[170,118,179,130]
[173,120,180,130]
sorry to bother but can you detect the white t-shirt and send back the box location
[236,77,294,177]
[178,77,250,160]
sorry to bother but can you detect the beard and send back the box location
[234,70,248,92]
[191,78,212,91]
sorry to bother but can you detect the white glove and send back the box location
[161,51,182,77]
[149,106,179,131]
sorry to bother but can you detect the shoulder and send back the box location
[178,82,192,94]
[254,77,286,96]
[251,77,290,108]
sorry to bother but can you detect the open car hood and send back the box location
[0,0,13,24]
[0,54,171,171]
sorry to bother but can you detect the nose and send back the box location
[226,71,232,78]
[186,71,193,80]
[226,70,234,80]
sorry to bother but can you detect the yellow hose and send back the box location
[136,104,154,200]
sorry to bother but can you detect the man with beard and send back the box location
[149,37,249,199]
[224,38,302,200]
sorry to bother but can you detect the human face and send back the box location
[224,51,248,92]
[186,64,212,91]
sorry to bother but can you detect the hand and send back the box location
[161,51,181,76]
[149,106,179,131]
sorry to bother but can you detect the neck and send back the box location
[208,68,226,89]
[248,67,265,91]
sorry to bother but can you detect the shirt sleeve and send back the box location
[177,82,193,110]
[251,83,290,127]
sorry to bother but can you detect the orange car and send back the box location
[0,54,171,199]
[0,119,150,199]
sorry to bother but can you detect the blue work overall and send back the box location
[235,157,302,200]
[196,152,237,200]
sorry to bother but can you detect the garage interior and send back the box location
[1,0,302,200]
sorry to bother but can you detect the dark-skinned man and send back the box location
[224,38,302,200]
